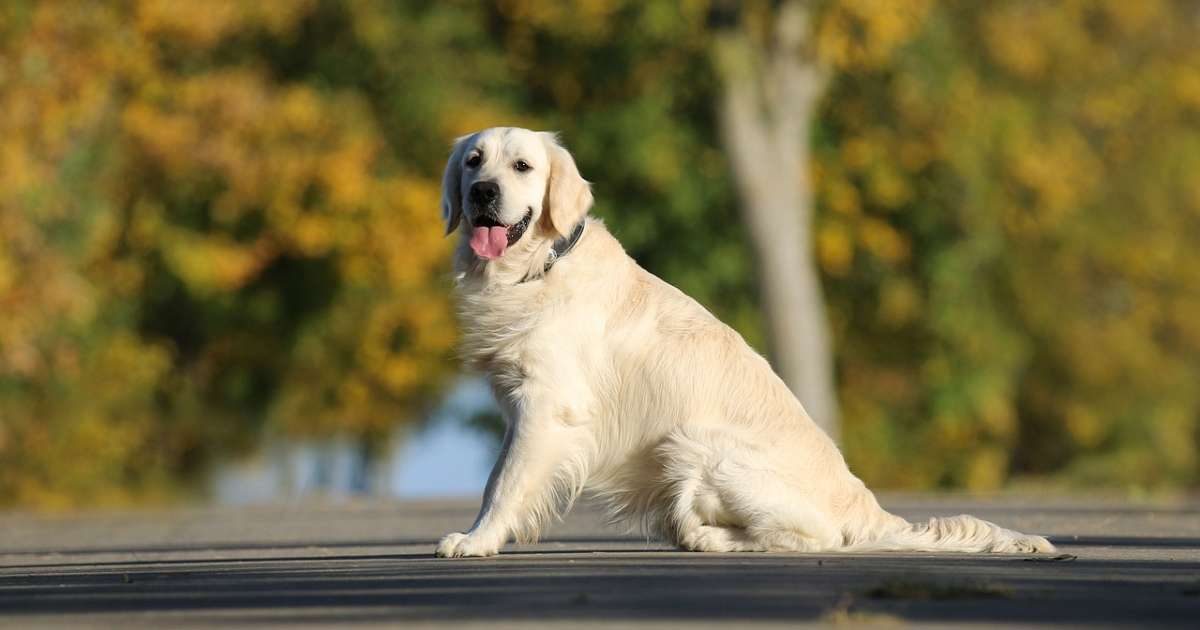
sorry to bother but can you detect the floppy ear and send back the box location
[541,133,593,238]
[440,134,473,235]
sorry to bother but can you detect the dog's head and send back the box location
[441,127,592,260]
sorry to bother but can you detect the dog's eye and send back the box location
[514,160,531,173]
[466,153,482,168]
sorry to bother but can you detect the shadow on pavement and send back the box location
[2,543,1198,624]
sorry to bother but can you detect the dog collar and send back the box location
[520,219,587,283]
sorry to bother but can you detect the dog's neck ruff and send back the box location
[519,219,587,284]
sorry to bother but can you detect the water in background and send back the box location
[212,378,498,503]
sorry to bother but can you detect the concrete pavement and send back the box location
[1,495,1197,627]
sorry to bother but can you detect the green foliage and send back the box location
[480,0,1200,491]
[819,0,1200,490]
[482,2,764,344]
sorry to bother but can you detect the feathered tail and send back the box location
[846,512,1055,553]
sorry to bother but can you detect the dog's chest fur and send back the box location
[454,236,621,420]
[456,282,549,375]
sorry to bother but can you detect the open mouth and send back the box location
[472,209,532,244]
[468,209,533,260]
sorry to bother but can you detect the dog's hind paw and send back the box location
[435,532,501,558]
[679,525,750,552]
[1014,534,1057,554]
[993,532,1056,554]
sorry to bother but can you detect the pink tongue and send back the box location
[469,226,509,260]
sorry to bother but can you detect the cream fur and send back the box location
[434,127,1054,557]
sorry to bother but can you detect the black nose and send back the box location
[470,181,500,205]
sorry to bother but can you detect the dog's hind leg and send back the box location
[659,426,842,553]
[661,454,761,551]
[711,459,844,552]
[656,429,752,551]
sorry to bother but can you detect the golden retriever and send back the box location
[434,127,1054,557]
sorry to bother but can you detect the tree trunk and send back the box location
[711,0,840,440]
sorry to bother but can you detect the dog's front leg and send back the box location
[435,402,579,558]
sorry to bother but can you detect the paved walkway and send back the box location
[1,495,1197,627]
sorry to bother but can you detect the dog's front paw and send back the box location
[435,532,500,558]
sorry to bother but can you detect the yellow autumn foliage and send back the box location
[0,0,462,507]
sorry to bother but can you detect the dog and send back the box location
[434,127,1054,557]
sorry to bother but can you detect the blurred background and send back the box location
[1,0,1198,510]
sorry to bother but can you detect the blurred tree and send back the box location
[2,0,1197,508]
[481,0,762,344]
[710,0,840,440]
[817,0,1200,490]
[479,0,1200,491]
[0,0,500,507]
